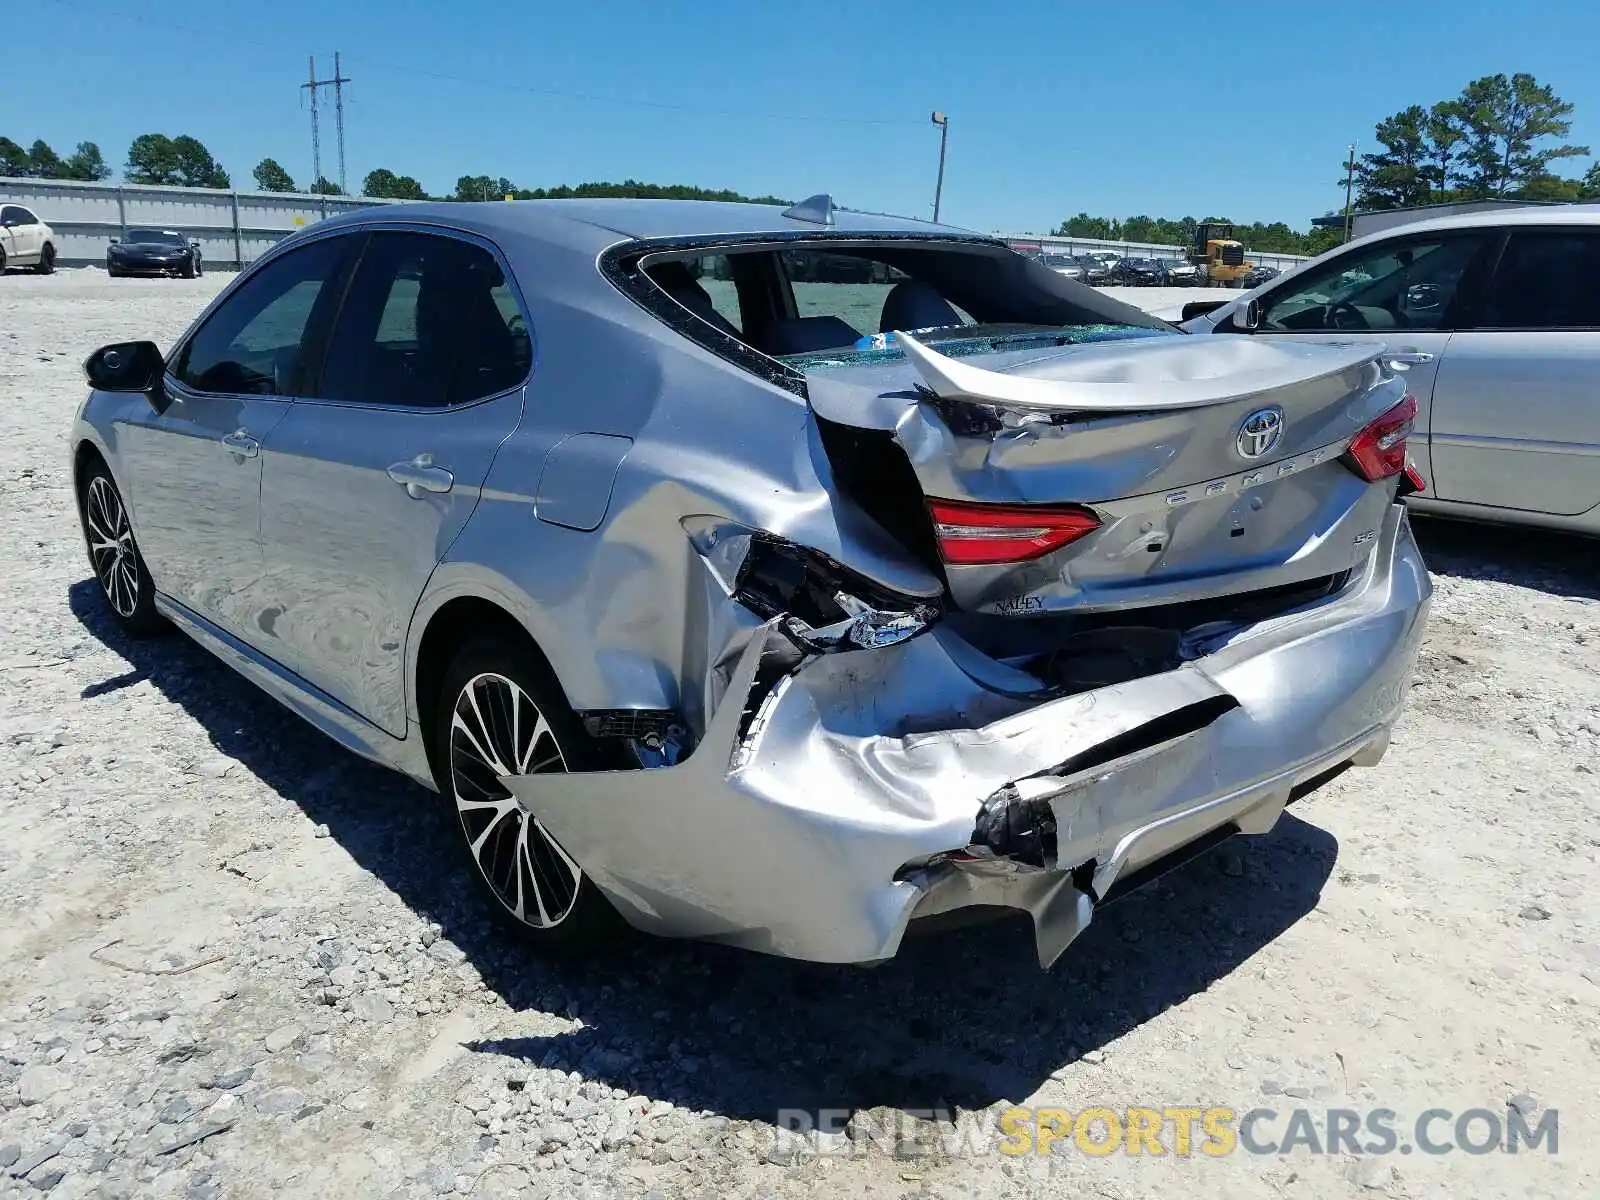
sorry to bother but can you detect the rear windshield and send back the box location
[624,237,1168,372]
[126,229,185,245]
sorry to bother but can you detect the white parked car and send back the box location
[0,204,57,274]
[1181,207,1600,537]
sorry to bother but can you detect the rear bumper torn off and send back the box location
[511,506,1430,967]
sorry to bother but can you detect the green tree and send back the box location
[309,176,344,195]
[363,168,428,199]
[1421,100,1469,199]
[62,141,112,181]
[25,139,64,178]
[0,137,27,176]
[1580,162,1600,200]
[1455,73,1587,197]
[1352,106,1431,210]
[252,157,296,192]
[171,135,228,188]
[126,134,182,184]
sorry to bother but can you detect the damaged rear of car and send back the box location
[483,202,1431,968]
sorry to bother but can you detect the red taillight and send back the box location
[926,498,1101,565]
[1401,463,1427,495]
[1345,393,1418,482]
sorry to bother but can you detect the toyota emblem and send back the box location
[1236,407,1284,460]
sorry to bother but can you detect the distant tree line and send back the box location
[0,137,113,181]
[1347,73,1599,210]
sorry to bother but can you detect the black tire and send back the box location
[431,636,623,955]
[77,461,165,636]
[106,261,122,278]
[195,257,203,277]
[0,246,7,273]
[34,243,55,275]
[182,256,197,279]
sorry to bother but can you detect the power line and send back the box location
[47,0,921,127]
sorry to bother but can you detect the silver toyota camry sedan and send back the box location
[71,196,1430,968]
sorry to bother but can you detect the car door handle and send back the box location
[1386,350,1435,368]
[387,454,454,499]
[220,429,260,458]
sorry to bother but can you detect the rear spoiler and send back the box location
[894,330,1384,414]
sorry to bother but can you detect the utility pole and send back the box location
[1343,142,1357,242]
[302,56,322,196]
[332,51,350,196]
[301,53,352,195]
[930,112,949,223]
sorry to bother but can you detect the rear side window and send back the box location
[317,231,530,407]
[174,236,351,395]
[1478,231,1600,329]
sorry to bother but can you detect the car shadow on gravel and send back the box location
[71,578,1339,1122]
[1411,514,1600,601]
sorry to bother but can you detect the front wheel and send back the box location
[431,637,622,955]
[78,463,164,635]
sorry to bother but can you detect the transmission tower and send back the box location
[301,53,352,193]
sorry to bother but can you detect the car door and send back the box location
[258,228,530,737]
[9,207,44,261]
[117,234,356,639]
[1428,227,1600,516]
[1216,229,1496,488]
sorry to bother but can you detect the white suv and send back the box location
[1182,207,1600,537]
[0,204,57,274]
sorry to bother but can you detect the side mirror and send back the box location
[85,342,169,412]
[1181,299,1228,322]
[1236,297,1263,331]
[109,237,120,244]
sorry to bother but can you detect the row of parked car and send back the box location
[1038,250,1283,289]
[0,206,205,278]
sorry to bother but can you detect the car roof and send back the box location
[311,197,980,248]
[1360,204,1600,239]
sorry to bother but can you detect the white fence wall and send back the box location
[1002,234,1310,271]
[2,178,1318,272]
[0,177,398,268]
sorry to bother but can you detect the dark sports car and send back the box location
[107,229,203,278]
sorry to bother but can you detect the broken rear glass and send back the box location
[778,323,1165,369]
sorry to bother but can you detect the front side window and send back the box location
[11,207,38,226]
[317,231,531,408]
[1477,231,1600,329]
[0,206,22,227]
[1256,234,1487,333]
[174,236,352,396]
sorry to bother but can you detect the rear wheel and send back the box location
[78,463,164,635]
[431,637,622,955]
[34,243,55,275]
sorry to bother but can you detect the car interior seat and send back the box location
[755,315,862,356]
[647,261,741,339]
[879,280,964,333]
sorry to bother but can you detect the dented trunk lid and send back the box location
[801,330,1405,616]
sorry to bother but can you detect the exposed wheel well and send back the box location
[413,597,560,783]
[74,442,109,500]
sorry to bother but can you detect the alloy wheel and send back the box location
[449,672,582,928]
[85,476,140,618]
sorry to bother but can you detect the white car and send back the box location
[1181,206,1600,537]
[0,204,57,274]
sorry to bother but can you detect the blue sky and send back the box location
[11,0,1599,232]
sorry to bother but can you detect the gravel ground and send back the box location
[1,268,1596,1200]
